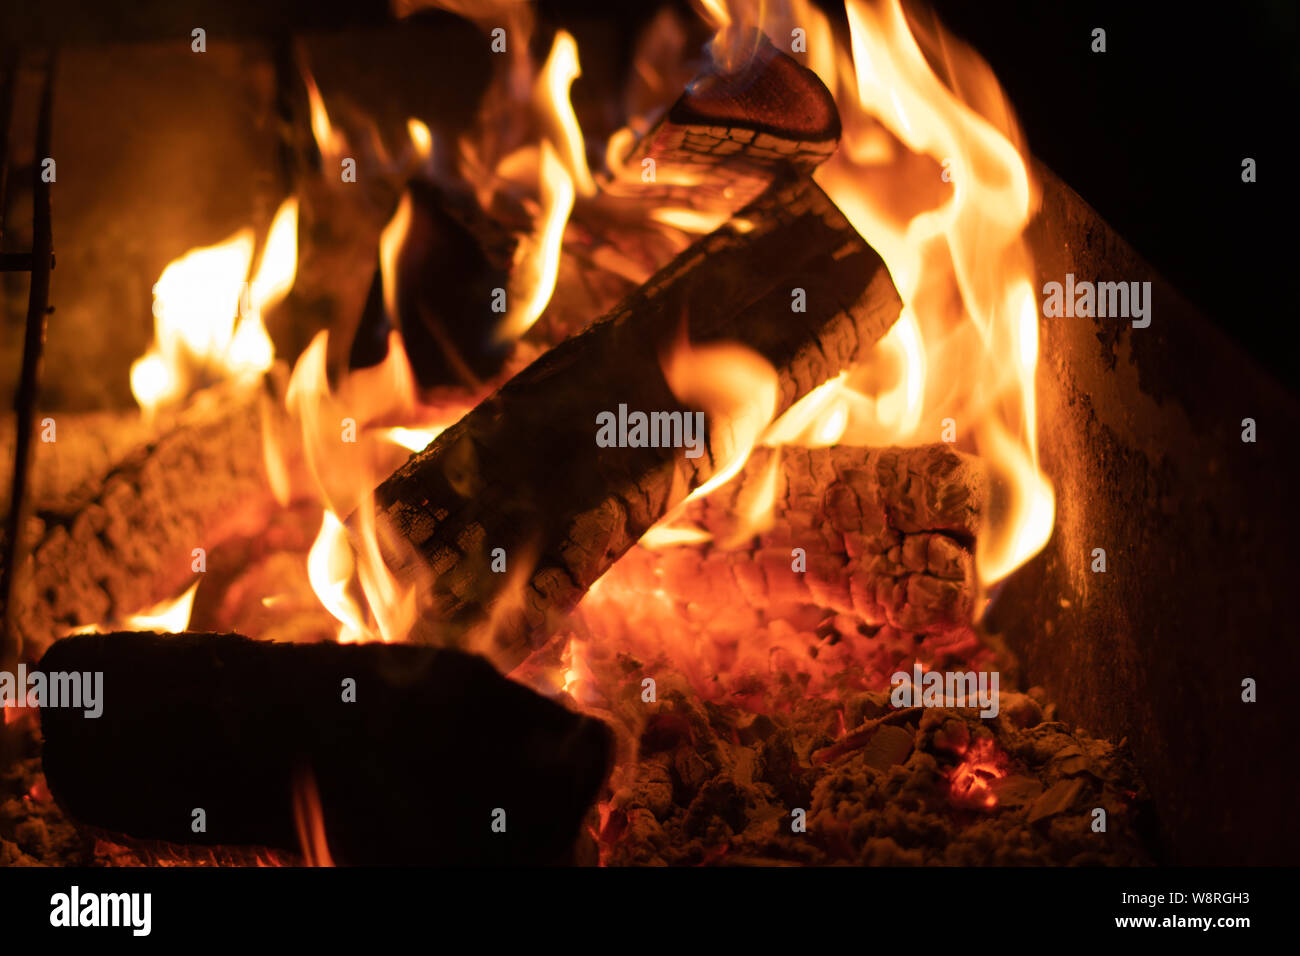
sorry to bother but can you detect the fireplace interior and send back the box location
[0,0,1294,868]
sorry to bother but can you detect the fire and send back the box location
[498,28,591,340]
[500,142,575,340]
[303,65,346,164]
[131,197,298,416]
[283,331,446,643]
[535,30,596,199]
[688,0,1054,592]
[812,0,1052,587]
[125,581,200,632]
[383,425,445,453]
[407,117,433,160]
[65,580,199,636]
[307,510,366,643]
[292,768,335,867]
[662,336,779,503]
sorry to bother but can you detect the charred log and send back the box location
[614,31,840,211]
[660,444,986,633]
[37,631,612,865]
[371,176,902,667]
[349,178,518,390]
[11,387,287,655]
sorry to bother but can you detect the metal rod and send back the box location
[1,51,56,674]
[0,52,16,247]
[0,251,55,271]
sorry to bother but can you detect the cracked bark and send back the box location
[371,176,902,668]
[650,444,987,633]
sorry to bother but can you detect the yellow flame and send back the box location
[124,580,200,632]
[407,117,433,160]
[131,197,298,415]
[500,141,575,340]
[383,425,445,452]
[757,0,1053,589]
[537,30,596,198]
[307,510,366,643]
[641,524,713,549]
[379,192,414,323]
[284,331,449,645]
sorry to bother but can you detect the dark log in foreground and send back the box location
[653,444,986,633]
[372,176,903,668]
[38,632,612,865]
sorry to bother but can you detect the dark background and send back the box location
[927,0,1298,392]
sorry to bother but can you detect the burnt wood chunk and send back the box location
[616,32,840,210]
[38,632,612,865]
[350,179,518,389]
[370,176,903,667]
[636,444,986,633]
[13,386,285,656]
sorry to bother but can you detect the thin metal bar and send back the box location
[0,52,16,247]
[0,251,55,271]
[1,51,56,674]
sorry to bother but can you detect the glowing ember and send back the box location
[947,735,1007,809]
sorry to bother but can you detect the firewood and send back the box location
[10,385,291,655]
[639,444,986,634]
[370,175,902,668]
[613,31,840,211]
[0,408,163,515]
[349,178,518,390]
[36,631,612,865]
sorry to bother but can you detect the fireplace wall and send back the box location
[990,168,1300,864]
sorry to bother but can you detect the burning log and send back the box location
[37,631,612,865]
[10,386,288,654]
[661,444,987,633]
[0,409,163,515]
[372,175,903,666]
[349,178,519,390]
[615,31,840,210]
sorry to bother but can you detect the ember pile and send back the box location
[1,0,1155,866]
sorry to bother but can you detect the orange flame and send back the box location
[497,27,594,340]
[696,0,1053,591]
[303,65,346,164]
[662,336,779,502]
[292,768,335,867]
[280,328,467,644]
